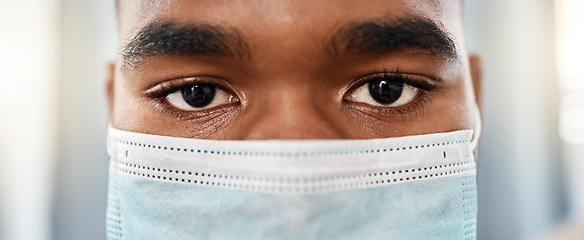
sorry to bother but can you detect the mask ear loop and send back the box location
[469,105,482,152]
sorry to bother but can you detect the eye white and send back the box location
[349,83,420,107]
[165,88,233,111]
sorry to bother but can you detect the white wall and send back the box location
[556,0,584,223]
[0,1,115,240]
[51,0,116,240]
[0,1,59,240]
[464,0,565,239]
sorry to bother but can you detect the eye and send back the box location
[346,74,423,107]
[165,84,237,111]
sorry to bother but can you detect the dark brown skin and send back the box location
[107,0,482,142]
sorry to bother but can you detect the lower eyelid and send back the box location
[154,97,240,121]
[344,94,432,118]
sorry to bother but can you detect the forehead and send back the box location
[117,0,464,47]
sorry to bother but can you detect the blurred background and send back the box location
[0,0,583,239]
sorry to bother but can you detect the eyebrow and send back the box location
[330,17,458,60]
[122,17,457,69]
[122,21,249,68]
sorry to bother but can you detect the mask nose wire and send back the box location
[469,104,482,151]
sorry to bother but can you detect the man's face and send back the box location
[108,0,481,140]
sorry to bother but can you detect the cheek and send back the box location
[111,83,158,134]
[429,79,476,131]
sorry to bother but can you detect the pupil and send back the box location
[368,78,404,104]
[181,84,216,108]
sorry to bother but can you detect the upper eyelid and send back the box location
[349,72,437,93]
[145,77,236,98]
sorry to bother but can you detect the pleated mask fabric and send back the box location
[106,127,477,240]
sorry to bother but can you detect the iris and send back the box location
[181,84,216,108]
[368,79,404,105]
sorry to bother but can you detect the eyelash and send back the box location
[145,78,222,98]
[354,71,436,92]
[344,70,437,117]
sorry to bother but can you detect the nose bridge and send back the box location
[241,83,343,140]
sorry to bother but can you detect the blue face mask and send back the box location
[106,127,477,240]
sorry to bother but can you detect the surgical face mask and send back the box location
[106,127,477,240]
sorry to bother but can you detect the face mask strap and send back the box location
[469,105,482,152]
